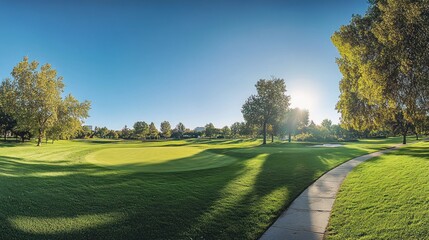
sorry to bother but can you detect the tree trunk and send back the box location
[271,134,274,143]
[4,131,6,141]
[288,133,291,143]
[416,133,419,140]
[262,122,267,144]
[402,124,409,144]
[37,129,42,146]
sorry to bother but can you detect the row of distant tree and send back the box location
[81,112,418,143]
[78,122,232,140]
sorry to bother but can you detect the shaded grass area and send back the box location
[0,137,409,239]
[326,141,429,240]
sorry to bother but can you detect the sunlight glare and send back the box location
[289,86,319,112]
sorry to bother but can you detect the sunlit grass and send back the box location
[86,146,238,172]
[326,141,429,239]
[10,212,124,234]
[0,137,414,239]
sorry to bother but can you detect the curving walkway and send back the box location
[260,144,403,240]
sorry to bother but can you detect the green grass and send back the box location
[326,141,429,240]
[86,146,237,172]
[0,137,411,239]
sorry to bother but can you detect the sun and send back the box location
[289,88,318,111]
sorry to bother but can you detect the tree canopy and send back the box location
[149,122,159,139]
[175,122,185,139]
[242,77,290,144]
[332,0,429,144]
[283,108,309,142]
[0,57,90,145]
[134,121,149,139]
[47,94,90,142]
[160,121,172,138]
[204,123,216,138]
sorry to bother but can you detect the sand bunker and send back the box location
[311,144,344,148]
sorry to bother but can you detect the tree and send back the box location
[239,122,259,138]
[76,125,92,139]
[283,108,309,142]
[106,130,119,139]
[160,121,172,138]
[13,129,32,143]
[2,57,90,146]
[133,121,149,139]
[46,94,90,142]
[320,119,334,140]
[321,119,332,131]
[221,126,231,138]
[0,111,16,141]
[149,122,159,139]
[176,122,185,139]
[266,124,275,143]
[204,123,216,138]
[230,122,241,138]
[242,77,290,144]
[332,1,429,144]
[11,57,63,146]
[0,79,26,143]
[96,127,109,138]
[120,125,132,139]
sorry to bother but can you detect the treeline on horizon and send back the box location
[83,114,425,143]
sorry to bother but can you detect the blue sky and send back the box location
[0,0,368,130]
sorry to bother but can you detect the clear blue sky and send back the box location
[0,0,368,130]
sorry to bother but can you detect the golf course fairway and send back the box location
[85,146,237,172]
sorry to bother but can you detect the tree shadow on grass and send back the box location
[377,145,429,160]
[0,143,376,240]
[0,142,30,148]
[0,153,247,239]
[176,146,371,239]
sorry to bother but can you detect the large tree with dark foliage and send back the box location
[333,0,429,144]
[242,77,290,144]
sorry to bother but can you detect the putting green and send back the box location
[85,146,237,172]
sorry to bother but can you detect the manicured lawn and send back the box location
[86,146,237,172]
[326,141,429,239]
[0,137,408,239]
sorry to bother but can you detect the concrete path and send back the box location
[260,145,402,240]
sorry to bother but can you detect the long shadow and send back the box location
[0,141,30,148]
[0,151,247,239]
[176,145,372,239]
[0,142,389,240]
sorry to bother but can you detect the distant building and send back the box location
[194,127,205,133]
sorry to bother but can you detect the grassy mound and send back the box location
[85,146,237,172]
